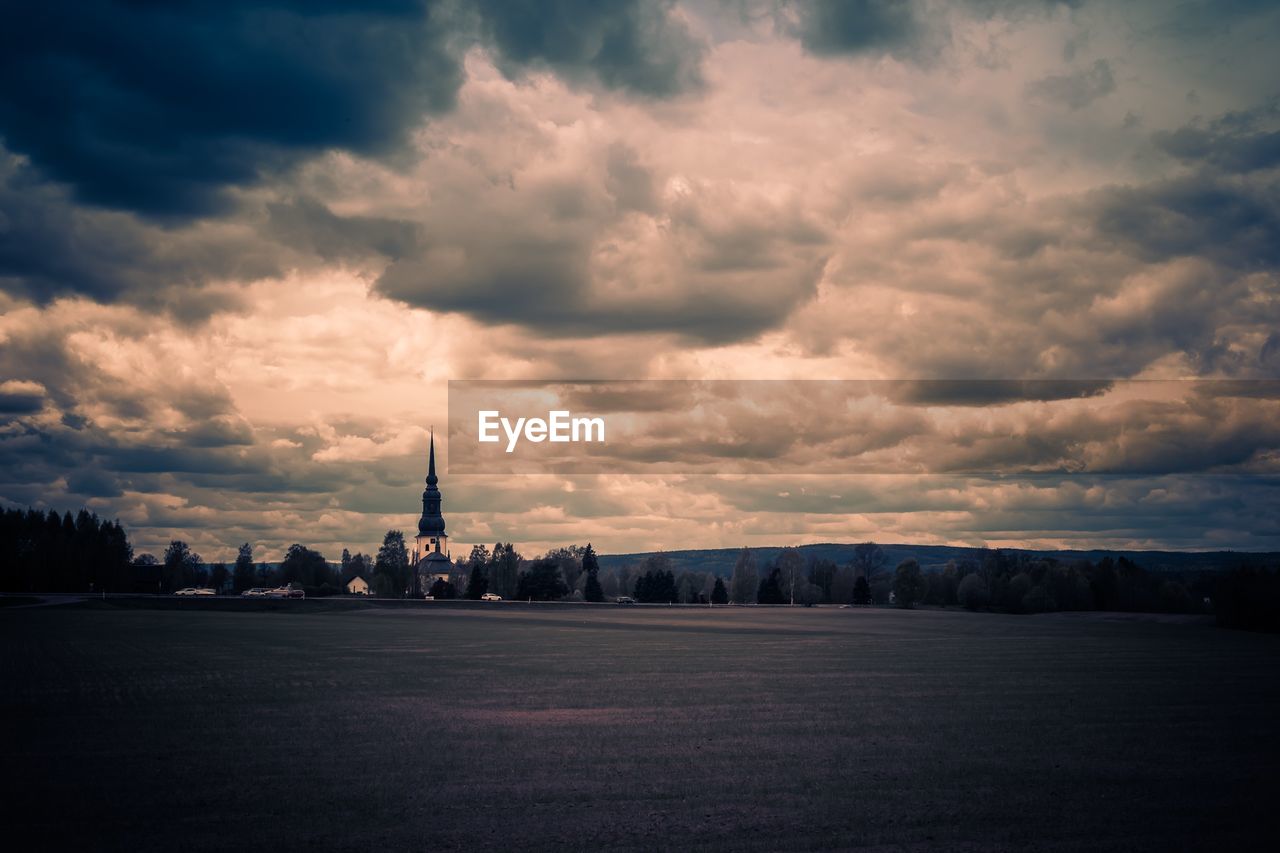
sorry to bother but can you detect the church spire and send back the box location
[418,428,445,539]
[426,427,437,487]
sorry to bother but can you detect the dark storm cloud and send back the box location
[1026,59,1115,110]
[1153,102,1280,174]
[0,153,282,305]
[784,0,923,57]
[0,1,462,218]
[0,0,706,222]
[0,382,46,415]
[1091,173,1280,269]
[473,0,705,96]
[66,469,123,499]
[777,0,1080,61]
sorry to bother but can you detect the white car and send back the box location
[174,588,199,596]
[480,593,502,601]
[241,588,268,598]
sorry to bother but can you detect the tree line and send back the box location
[2,507,1278,631]
[0,507,132,593]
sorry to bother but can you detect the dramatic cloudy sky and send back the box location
[3,0,1279,559]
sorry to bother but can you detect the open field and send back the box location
[3,602,1278,852]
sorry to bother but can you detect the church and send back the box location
[412,431,453,596]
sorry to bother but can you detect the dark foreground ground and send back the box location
[2,601,1277,852]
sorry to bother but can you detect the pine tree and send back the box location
[711,577,728,604]
[582,543,604,602]
[757,567,785,604]
[233,543,255,592]
[465,563,488,599]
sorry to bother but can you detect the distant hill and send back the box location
[597,543,1280,577]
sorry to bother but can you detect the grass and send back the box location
[2,602,1277,851]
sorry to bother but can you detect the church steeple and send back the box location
[412,428,451,596]
[419,427,445,535]
[417,429,446,548]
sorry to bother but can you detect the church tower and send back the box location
[413,430,449,563]
[412,430,453,596]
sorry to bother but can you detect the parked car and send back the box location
[174,588,199,596]
[266,587,290,599]
[287,587,305,600]
[615,596,636,605]
[241,588,268,598]
[480,593,502,601]
[193,588,216,596]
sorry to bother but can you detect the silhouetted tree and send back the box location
[516,558,569,601]
[757,567,786,604]
[634,567,678,603]
[468,544,491,567]
[465,563,488,600]
[582,543,604,602]
[0,506,134,592]
[162,540,201,592]
[544,544,585,591]
[851,542,887,583]
[279,544,333,592]
[375,530,411,598]
[488,542,522,599]
[711,576,728,604]
[852,575,871,605]
[233,543,255,592]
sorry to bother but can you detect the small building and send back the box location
[346,575,370,596]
